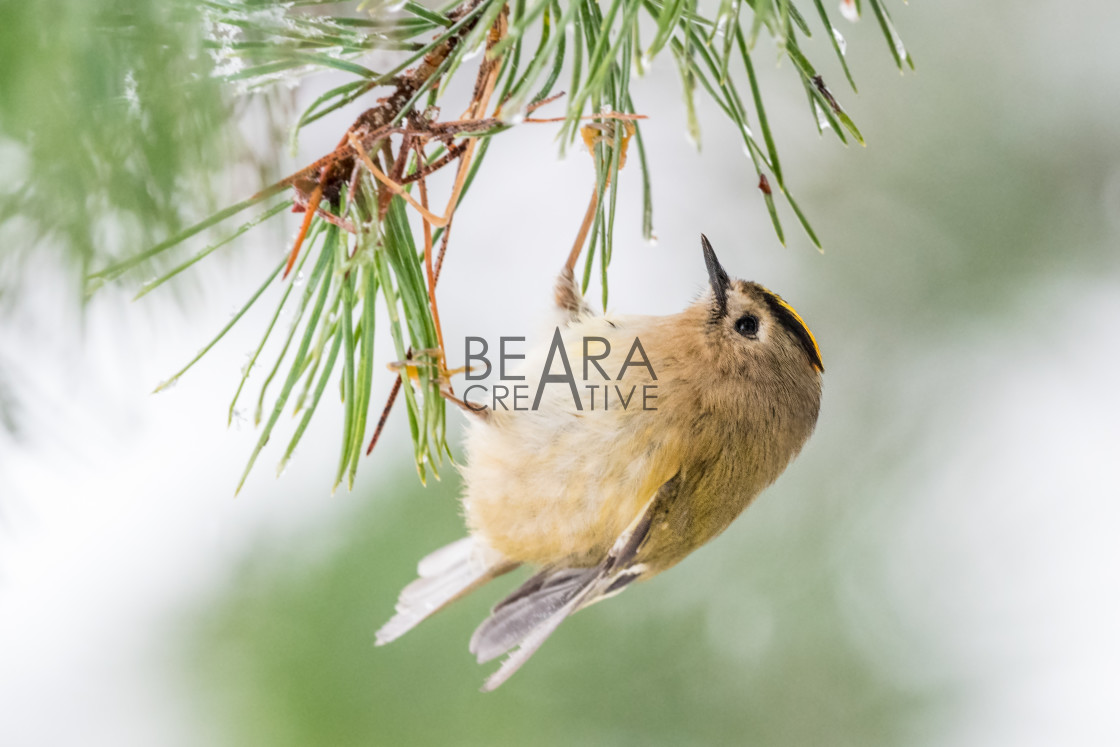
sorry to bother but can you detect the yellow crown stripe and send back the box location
[762,289,824,372]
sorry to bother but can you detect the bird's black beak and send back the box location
[701,234,730,319]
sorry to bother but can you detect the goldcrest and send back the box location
[376,235,824,691]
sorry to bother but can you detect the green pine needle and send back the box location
[80,0,911,492]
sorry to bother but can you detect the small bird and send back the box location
[376,235,824,691]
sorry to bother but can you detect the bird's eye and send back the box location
[735,314,760,337]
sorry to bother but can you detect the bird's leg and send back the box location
[557,121,636,318]
[386,352,489,420]
[385,349,444,382]
[555,182,598,320]
[555,262,591,320]
[408,137,490,421]
[413,137,451,391]
[441,389,490,420]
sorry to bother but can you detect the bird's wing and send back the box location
[469,473,683,692]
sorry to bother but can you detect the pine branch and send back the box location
[75,0,911,492]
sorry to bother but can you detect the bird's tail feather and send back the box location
[470,565,623,692]
[470,567,595,664]
[466,484,667,691]
[375,537,516,646]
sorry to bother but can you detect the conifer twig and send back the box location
[81,0,911,492]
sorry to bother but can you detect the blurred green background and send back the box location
[2,1,1118,745]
